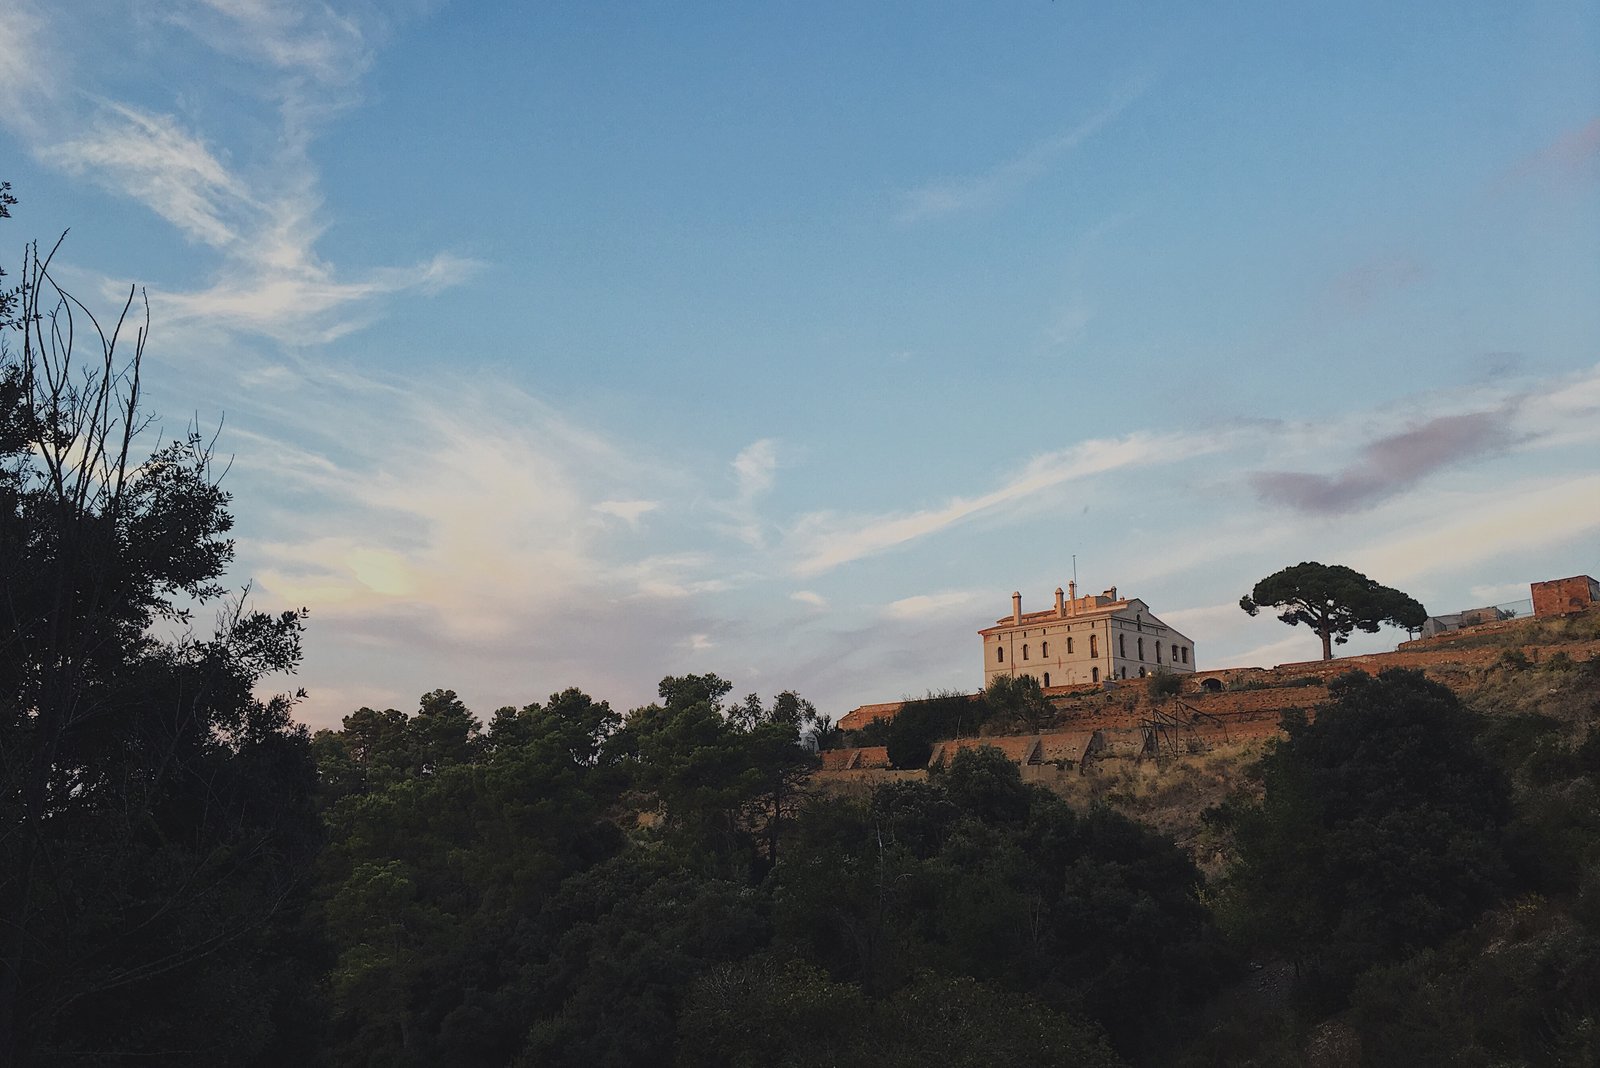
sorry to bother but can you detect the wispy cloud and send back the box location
[883,591,978,621]
[714,438,781,549]
[1250,408,1519,515]
[7,2,477,346]
[229,368,725,719]
[895,82,1145,224]
[733,438,778,498]
[184,0,371,85]
[156,252,483,343]
[786,430,1216,576]
[594,499,661,526]
[1350,472,1600,583]
[44,102,250,247]
[0,0,57,121]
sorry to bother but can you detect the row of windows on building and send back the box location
[1026,664,1157,689]
[997,636,1189,666]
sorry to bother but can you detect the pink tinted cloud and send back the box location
[1498,117,1600,190]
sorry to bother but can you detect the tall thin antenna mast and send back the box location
[1072,554,1077,585]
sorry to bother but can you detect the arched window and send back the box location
[1022,644,1029,661]
[1139,666,1147,678]
[1041,640,1048,657]
[1182,647,1189,664]
[997,646,1004,663]
[1171,643,1179,662]
[1119,634,1126,657]
[1043,672,1051,688]
[1155,642,1162,664]
[1091,666,1100,683]
[1137,637,1145,661]
[1089,635,1098,658]
[1066,637,1074,654]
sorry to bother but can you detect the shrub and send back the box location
[1147,671,1183,699]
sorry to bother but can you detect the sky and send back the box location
[2,1,1598,730]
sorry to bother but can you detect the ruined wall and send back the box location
[1533,576,1600,618]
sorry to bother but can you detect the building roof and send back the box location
[978,599,1133,635]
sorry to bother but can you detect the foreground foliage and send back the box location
[1,202,318,1064]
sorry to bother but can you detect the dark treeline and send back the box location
[303,676,1217,1066]
[7,189,1600,1066]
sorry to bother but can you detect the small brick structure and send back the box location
[837,700,907,732]
[818,746,891,771]
[1532,575,1600,618]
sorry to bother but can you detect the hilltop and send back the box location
[818,606,1600,867]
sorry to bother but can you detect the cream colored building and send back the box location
[979,584,1195,690]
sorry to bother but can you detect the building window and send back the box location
[1139,666,1147,678]
[1155,642,1162,664]
[1043,672,1051,688]
[1181,647,1189,664]
[997,646,1004,663]
[1138,637,1145,661]
[1172,643,1179,662]
[1092,666,1100,683]
[1119,634,1126,657]
[1090,635,1098,658]
[1041,640,1048,657]
[1022,644,1029,661]
[1066,637,1074,654]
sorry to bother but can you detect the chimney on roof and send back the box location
[1012,591,1022,625]
[1068,581,1077,615]
[1055,587,1065,617]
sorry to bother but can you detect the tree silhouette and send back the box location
[1240,561,1426,660]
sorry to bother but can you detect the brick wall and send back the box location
[1533,576,1600,617]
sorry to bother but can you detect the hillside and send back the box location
[818,608,1600,869]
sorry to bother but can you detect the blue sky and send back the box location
[3,1,1598,728]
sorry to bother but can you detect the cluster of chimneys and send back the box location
[1010,583,1118,625]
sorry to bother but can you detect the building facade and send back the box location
[979,583,1195,691]
[1532,575,1600,618]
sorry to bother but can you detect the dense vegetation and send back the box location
[7,190,1600,1066]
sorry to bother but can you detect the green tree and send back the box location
[624,675,819,880]
[676,956,866,1068]
[984,673,1052,733]
[1212,670,1511,1006]
[883,691,985,770]
[1240,561,1426,660]
[774,749,1225,1060]
[0,182,17,329]
[0,210,318,1063]
[316,687,629,1066]
[516,853,772,1067]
